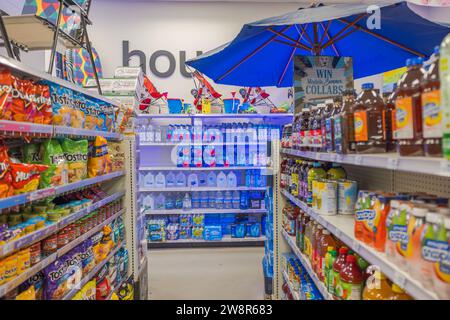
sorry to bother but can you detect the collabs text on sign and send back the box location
[303,67,347,98]
[122,41,202,78]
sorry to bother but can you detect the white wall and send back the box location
[88,0,300,104]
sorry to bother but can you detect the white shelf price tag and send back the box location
[388,158,399,170]
[440,160,450,175]
[393,272,407,289]
[354,155,363,165]
[352,240,362,253]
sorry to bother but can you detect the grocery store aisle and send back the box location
[148,247,265,300]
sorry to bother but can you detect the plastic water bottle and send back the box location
[198,171,207,187]
[165,193,174,210]
[240,190,249,210]
[217,171,227,188]
[142,194,154,214]
[176,172,186,187]
[237,123,246,166]
[208,191,216,208]
[192,191,200,209]
[155,172,166,188]
[166,125,174,142]
[182,193,192,210]
[146,124,154,143]
[155,193,165,210]
[227,171,237,188]
[232,191,240,209]
[245,170,253,187]
[207,171,217,187]
[166,172,175,188]
[154,126,162,143]
[253,170,260,187]
[143,172,154,188]
[138,122,147,143]
[215,191,224,209]
[175,193,183,209]
[224,191,232,209]
[200,191,208,209]
[188,172,199,187]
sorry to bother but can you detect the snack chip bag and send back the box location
[33,84,53,125]
[15,285,36,300]
[23,142,42,164]
[107,142,125,172]
[19,271,44,300]
[0,145,14,199]
[95,263,111,300]
[115,104,133,133]
[61,138,88,183]
[48,83,73,126]
[71,91,86,129]
[10,163,48,195]
[40,139,68,188]
[79,238,95,276]
[117,279,134,300]
[88,136,108,178]
[99,101,115,132]
[93,225,114,263]
[0,69,13,120]
[4,76,33,122]
[72,279,96,300]
[84,98,100,130]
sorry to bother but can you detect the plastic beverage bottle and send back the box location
[176,172,186,187]
[280,158,288,189]
[207,171,217,187]
[332,246,348,300]
[340,255,364,300]
[155,172,166,188]
[186,172,198,187]
[155,193,165,210]
[395,58,426,156]
[154,126,162,143]
[318,231,336,282]
[198,171,207,187]
[227,171,238,188]
[307,162,326,207]
[385,199,401,260]
[143,172,155,188]
[312,225,323,274]
[300,162,312,203]
[217,171,227,188]
[299,108,311,151]
[137,121,147,143]
[232,191,240,209]
[422,47,443,157]
[291,160,300,197]
[215,191,224,209]
[175,193,183,209]
[224,191,233,209]
[142,194,155,214]
[292,115,300,150]
[240,190,249,210]
[165,193,174,210]
[182,193,192,210]
[322,99,334,152]
[362,270,393,300]
[334,90,356,154]
[432,213,450,299]
[146,124,154,143]
[353,83,387,153]
[308,105,318,152]
[440,33,450,160]
[388,284,413,300]
[384,88,397,152]
[192,191,200,209]
[325,249,337,294]
[315,104,325,152]
[405,205,428,276]
[326,163,346,180]
[200,191,209,209]
[166,171,175,188]
[326,97,342,153]
[208,191,216,208]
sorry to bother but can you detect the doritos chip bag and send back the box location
[10,163,49,194]
[88,136,108,178]
[0,144,14,199]
[40,139,68,188]
[61,138,88,183]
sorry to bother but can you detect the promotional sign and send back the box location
[293,56,353,113]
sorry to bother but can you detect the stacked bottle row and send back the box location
[140,190,266,213]
[290,40,450,159]
[282,204,412,300]
[280,158,358,216]
[139,170,267,189]
[137,122,280,167]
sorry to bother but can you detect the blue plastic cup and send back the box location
[168,99,183,114]
[223,98,240,113]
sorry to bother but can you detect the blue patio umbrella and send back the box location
[186,1,450,87]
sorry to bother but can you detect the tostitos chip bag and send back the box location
[0,145,14,199]
[48,83,73,127]
[61,138,88,183]
[10,163,49,194]
[84,99,100,130]
[71,91,86,129]
[40,139,68,188]
[88,136,109,178]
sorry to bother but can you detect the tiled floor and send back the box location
[148,247,265,300]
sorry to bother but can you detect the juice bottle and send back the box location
[298,161,306,201]
[291,160,300,197]
[388,284,413,300]
[307,162,326,207]
[292,115,300,150]
[354,191,376,244]
[332,246,348,300]
[287,206,300,237]
[308,105,318,152]
[307,221,317,262]
[280,158,288,189]
[371,194,396,251]
[312,224,323,274]
[301,162,312,203]
[295,208,304,248]
[440,33,450,160]
[326,163,347,180]
[300,108,311,151]
[325,249,337,294]
[322,99,334,152]
[405,205,428,276]
[340,254,364,300]
[432,212,450,299]
[303,218,313,256]
[422,46,443,157]
[298,210,310,252]
[326,97,342,153]
[394,201,414,269]
[319,230,337,282]
[354,83,387,153]
[384,87,397,152]
[362,270,393,300]
[334,90,356,154]
[395,58,426,156]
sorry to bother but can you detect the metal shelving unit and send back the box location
[139,186,267,192]
[145,208,267,215]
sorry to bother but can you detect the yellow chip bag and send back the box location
[16,286,36,300]
[88,136,108,178]
[61,138,88,183]
[72,279,96,300]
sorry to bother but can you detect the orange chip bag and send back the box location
[34,84,52,125]
[10,163,49,195]
[0,145,14,199]
[88,136,108,178]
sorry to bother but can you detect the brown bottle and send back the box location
[335,90,356,154]
[422,47,442,157]
[354,83,387,153]
[384,88,397,152]
[395,58,425,156]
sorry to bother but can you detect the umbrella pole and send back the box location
[313,23,320,55]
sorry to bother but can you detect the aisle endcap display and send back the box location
[281,148,450,178]
[281,189,439,300]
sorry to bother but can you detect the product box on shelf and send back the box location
[85,78,139,96]
[114,67,141,79]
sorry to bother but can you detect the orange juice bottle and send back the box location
[312,225,323,273]
[431,209,450,299]
[362,270,393,300]
[388,284,413,300]
[340,255,364,300]
[372,194,396,251]
[332,247,348,300]
[406,205,428,277]
[318,231,336,282]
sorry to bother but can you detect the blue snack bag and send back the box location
[48,82,72,126]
